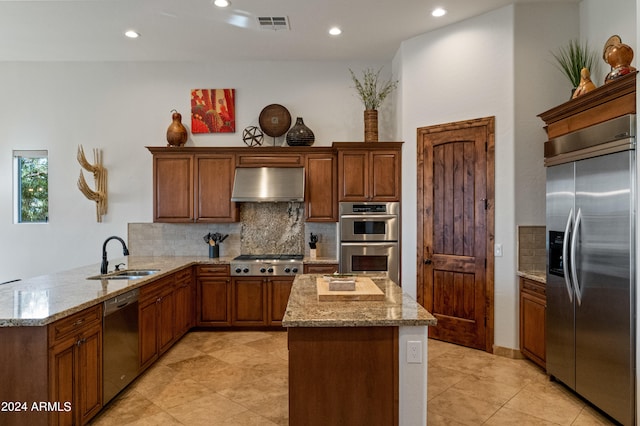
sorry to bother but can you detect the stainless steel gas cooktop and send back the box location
[230,254,303,276]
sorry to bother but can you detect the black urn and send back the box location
[286,117,315,146]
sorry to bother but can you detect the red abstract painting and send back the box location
[191,89,236,133]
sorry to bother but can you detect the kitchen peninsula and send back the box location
[282,274,436,426]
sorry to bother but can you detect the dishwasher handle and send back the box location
[103,289,139,316]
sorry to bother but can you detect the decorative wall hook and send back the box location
[77,145,108,222]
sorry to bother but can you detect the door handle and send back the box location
[570,208,583,306]
[562,209,573,302]
[424,259,432,265]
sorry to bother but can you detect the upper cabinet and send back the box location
[149,147,238,223]
[148,144,401,223]
[335,142,402,202]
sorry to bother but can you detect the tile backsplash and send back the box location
[517,226,546,273]
[128,203,337,259]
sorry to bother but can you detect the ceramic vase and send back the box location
[167,110,188,147]
[286,117,315,146]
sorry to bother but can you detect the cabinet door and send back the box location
[174,275,194,338]
[49,337,76,426]
[268,277,294,325]
[139,297,159,369]
[338,151,369,201]
[370,150,400,201]
[153,154,194,222]
[157,287,176,354]
[198,277,232,326]
[232,277,267,326]
[305,153,338,221]
[76,323,103,425]
[195,154,238,222]
[520,278,546,368]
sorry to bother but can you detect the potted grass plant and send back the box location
[551,39,598,95]
[349,67,398,142]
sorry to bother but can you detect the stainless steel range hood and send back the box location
[231,167,305,202]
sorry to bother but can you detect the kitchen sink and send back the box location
[87,269,160,280]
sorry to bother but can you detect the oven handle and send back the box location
[339,214,398,220]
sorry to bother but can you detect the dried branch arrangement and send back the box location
[77,145,108,222]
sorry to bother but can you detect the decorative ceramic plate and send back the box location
[259,104,292,137]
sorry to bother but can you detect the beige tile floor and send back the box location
[90,330,616,426]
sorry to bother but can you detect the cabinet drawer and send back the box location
[304,264,339,274]
[197,264,230,276]
[174,267,193,283]
[521,278,546,298]
[141,275,175,301]
[236,154,304,167]
[48,304,102,346]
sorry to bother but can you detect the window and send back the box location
[14,150,48,223]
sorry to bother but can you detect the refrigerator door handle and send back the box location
[562,209,573,302]
[570,208,583,306]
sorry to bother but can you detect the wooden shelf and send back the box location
[538,72,636,139]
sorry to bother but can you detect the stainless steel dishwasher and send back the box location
[103,289,139,404]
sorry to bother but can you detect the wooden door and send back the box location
[157,287,176,354]
[370,150,400,201]
[195,154,238,222]
[338,151,369,200]
[198,276,232,326]
[76,323,103,425]
[153,154,194,222]
[49,337,76,426]
[417,117,494,351]
[138,296,159,369]
[232,277,267,326]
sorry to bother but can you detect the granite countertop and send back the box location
[282,274,437,328]
[517,270,546,284]
[1,255,340,327]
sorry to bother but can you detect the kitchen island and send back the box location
[282,274,436,426]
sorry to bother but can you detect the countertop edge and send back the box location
[517,270,546,284]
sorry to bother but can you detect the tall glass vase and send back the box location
[364,109,378,142]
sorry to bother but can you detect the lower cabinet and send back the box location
[139,275,176,371]
[519,277,546,368]
[174,267,195,338]
[232,277,268,326]
[197,264,232,326]
[268,277,295,326]
[48,305,103,426]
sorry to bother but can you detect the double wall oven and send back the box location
[339,202,400,284]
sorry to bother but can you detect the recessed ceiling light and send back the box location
[124,30,140,39]
[432,8,447,17]
[329,27,342,36]
[214,0,230,7]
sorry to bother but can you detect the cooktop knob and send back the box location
[260,267,266,273]
[243,267,249,273]
[292,267,299,273]
[235,268,242,274]
[267,267,274,273]
[284,267,291,273]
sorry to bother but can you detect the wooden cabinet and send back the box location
[305,152,338,221]
[335,142,402,201]
[149,148,238,223]
[153,153,194,222]
[268,276,295,326]
[194,154,238,222]
[519,277,546,368]
[196,264,232,326]
[174,267,195,339]
[304,263,339,274]
[139,275,175,370]
[48,305,103,425]
[232,277,268,326]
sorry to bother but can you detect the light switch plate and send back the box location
[494,243,503,257]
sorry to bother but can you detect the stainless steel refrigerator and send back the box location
[546,114,635,425]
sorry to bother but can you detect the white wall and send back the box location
[396,3,580,350]
[0,60,390,283]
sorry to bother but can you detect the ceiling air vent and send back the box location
[257,16,290,31]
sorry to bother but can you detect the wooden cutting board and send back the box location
[316,276,385,301]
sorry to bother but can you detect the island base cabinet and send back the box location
[288,327,399,426]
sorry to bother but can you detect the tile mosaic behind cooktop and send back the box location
[240,202,304,254]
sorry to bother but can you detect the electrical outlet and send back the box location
[407,341,422,364]
[494,243,503,257]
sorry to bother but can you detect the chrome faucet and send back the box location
[101,236,130,274]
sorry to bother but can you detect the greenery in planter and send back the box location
[551,39,598,88]
[349,67,398,110]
